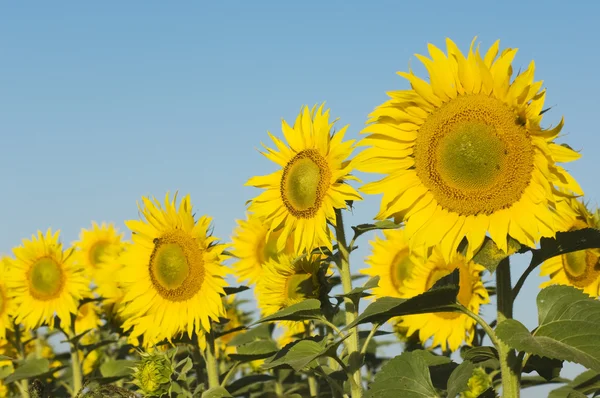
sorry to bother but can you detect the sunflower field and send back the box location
[2,38,600,398]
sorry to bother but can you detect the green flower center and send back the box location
[149,230,205,302]
[562,249,600,288]
[281,149,331,218]
[29,257,65,300]
[286,273,316,303]
[415,94,534,216]
[390,249,413,293]
[89,241,111,267]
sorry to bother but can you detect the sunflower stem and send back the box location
[205,328,220,389]
[334,208,363,398]
[14,323,30,398]
[68,325,83,397]
[308,374,319,397]
[495,258,520,398]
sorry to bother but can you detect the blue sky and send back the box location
[1,1,598,395]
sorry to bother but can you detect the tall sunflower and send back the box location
[398,250,489,352]
[230,214,294,285]
[118,193,228,347]
[94,241,130,306]
[0,258,14,339]
[540,195,600,296]
[246,104,362,255]
[6,229,90,330]
[356,38,582,260]
[73,222,124,280]
[360,228,425,299]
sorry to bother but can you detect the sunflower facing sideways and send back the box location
[246,104,362,255]
[73,222,124,280]
[355,38,582,261]
[540,195,600,297]
[0,258,15,339]
[230,214,294,285]
[118,193,228,347]
[398,250,489,352]
[5,229,90,330]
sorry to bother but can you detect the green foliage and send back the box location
[5,358,49,383]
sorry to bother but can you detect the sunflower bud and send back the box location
[460,367,493,398]
[132,351,173,397]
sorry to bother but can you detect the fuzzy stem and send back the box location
[14,323,30,398]
[205,328,220,389]
[67,325,83,397]
[334,208,363,398]
[496,258,520,398]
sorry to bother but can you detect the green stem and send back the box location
[205,328,220,389]
[359,323,380,356]
[458,305,501,351]
[496,258,520,398]
[220,361,240,387]
[68,327,83,397]
[14,323,30,398]
[334,208,363,398]
[308,374,319,397]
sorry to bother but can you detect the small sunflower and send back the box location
[94,242,130,306]
[276,321,309,348]
[216,296,251,356]
[256,253,323,320]
[118,193,228,347]
[360,229,425,299]
[246,104,362,255]
[0,258,15,339]
[6,229,90,330]
[230,214,294,285]
[74,302,102,336]
[398,250,489,352]
[540,195,600,296]
[73,222,124,280]
[356,38,582,261]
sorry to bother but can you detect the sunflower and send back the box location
[540,195,600,296]
[276,321,309,348]
[94,242,130,306]
[398,250,489,352]
[0,258,15,339]
[256,253,323,320]
[246,104,362,255]
[230,214,294,285]
[73,222,124,280]
[75,302,102,336]
[5,229,90,330]
[355,38,582,261]
[360,229,425,299]
[118,193,228,347]
[216,296,251,356]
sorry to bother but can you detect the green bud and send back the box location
[132,350,173,397]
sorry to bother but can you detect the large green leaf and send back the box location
[201,386,233,398]
[99,359,135,378]
[549,370,600,398]
[446,360,475,398]
[336,276,380,301]
[228,340,279,362]
[365,351,440,398]
[351,220,401,241]
[496,285,600,371]
[255,299,322,324]
[228,323,273,346]
[4,359,49,383]
[348,286,459,328]
[262,338,325,371]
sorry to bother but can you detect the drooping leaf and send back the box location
[4,359,49,383]
[226,375,276,396]
[99,359,135,378]
[522,355,563,381]
[348,285,459,328]
[351,220,401,240]
[228,340,279,362]
[262,338,325,371]
[549,369,600,398]
[336,276,380,301]
[468,236,522,273]
[496,285,600,372]
[201,386,233,398]
[365,351,440,398]
[222,286,250,297]
[446,360,475,398]
[255,299,322,324]
[228,323,273,346]
[460,346,500,370]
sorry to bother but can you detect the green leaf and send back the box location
[365,351,440,398]
[460,346,500,370]
[222,286,250,296]
[99,359,135,378]
[255,299,322,324]
[226,375,276,396]
[336,276,380,301]
[446,360,475,398]
[549,370,600,398]
[533,228,600,267]
[496,285,600,371]
[228,340,279,362]
[201,386,233,398]
[351,220,401,240]
[262,338,326,371]
[228,323,273,346]
[4,359,49,383]
[522,355,563,381]
[469,236,522,273]
[0,355,12,361]
[348,285,459,328]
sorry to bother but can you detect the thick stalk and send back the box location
[68,325,83,397]
[14,324,30,398]
[334,208,363,398]
[496,258,520,398]
[205,329,220,389]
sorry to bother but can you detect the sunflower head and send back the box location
[6,229,90,330]
[356,37,582,261]
[94,241,130,308]
[132,350,173,397]
[245,104,362,255]
[540,195,600,296]
[73,222,124,280]
[119,193,228,348]
[230,214,294,285]
[74,302,102,337]
[0,258,15,339]
[398,250,489,352]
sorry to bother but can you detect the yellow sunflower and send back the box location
[6,229,90,330]
[0,258,15,339]
[355,38,582,261]
[216,296,251,356]
[118,193,228,348]
[256,253,323,320]
[276,321,309,348]
[74,302,102,336]
[94,242,130,306]
[230,214,294,285]
[540,195,600,296]
[246,104,362,255]
[398,250,489,352]
[360,228,425,299]
[73,222,124,280]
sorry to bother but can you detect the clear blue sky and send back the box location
[1,1,598,395]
